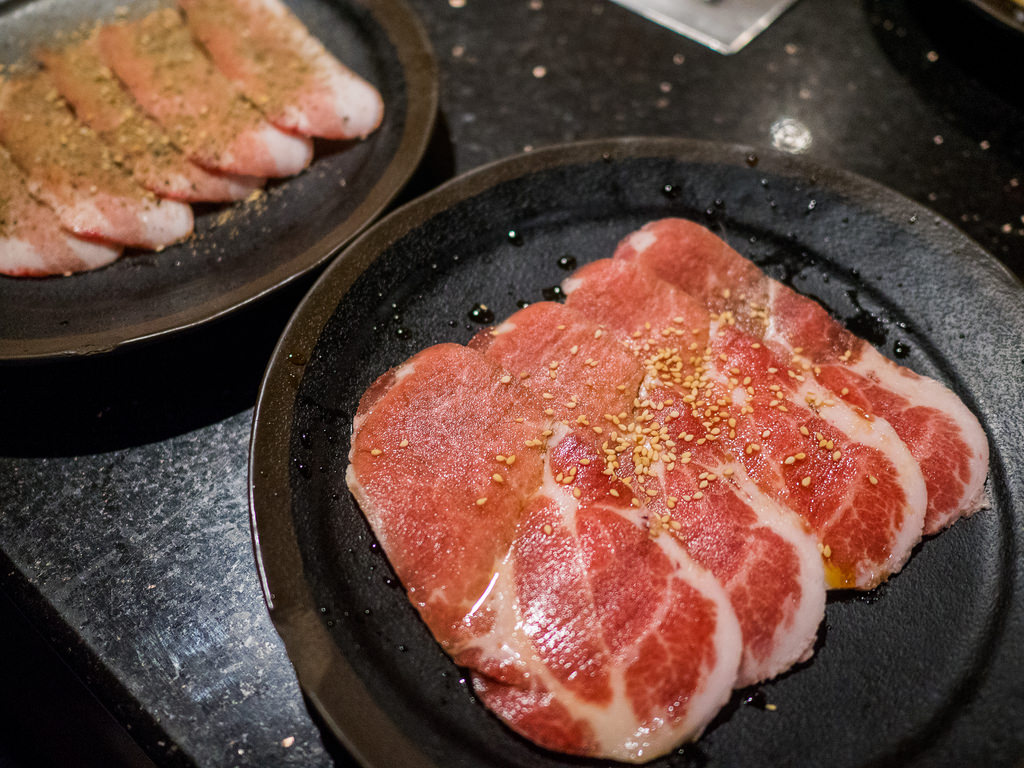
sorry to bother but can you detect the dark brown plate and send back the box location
[249,137,1024,767]
[0,0,437,361]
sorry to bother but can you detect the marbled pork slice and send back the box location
[564,258,927,590]
[471,449,740,762]
[346,342,741,761]
[0,149,122,277]
[179,0,384,139]
[616,218,989,535]
[477,301,824,685]
[38,34,265,203]
[0,72,193,250]
[98,8,313,178]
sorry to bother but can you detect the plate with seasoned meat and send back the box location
[0,0,436,360]
[249,137,1024,767]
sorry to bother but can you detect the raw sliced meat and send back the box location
[564,258,928,590]
[0,72,193,250]
[98,8,313,178]
[0,148,122,277]
[616,218,989,535]
[347,342,742,761]
[37,34,265,203]
[179,0,384,139]
[474,301,825,685]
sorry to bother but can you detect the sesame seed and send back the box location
[476,497,487,505]
[869,475,878,485]
[801,476,812,487]
[573,487,582,498]
[492,473,504,483]
[370,448,382,456]
[399,439,409,448]
[500,374,512,384]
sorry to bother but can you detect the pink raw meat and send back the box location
[0,149,122,277]
[616,218,989,535]
[347,343,742,761]
[98,8,313,178]
[474,301,825,686]
[38,34,265,203]
[564,258,927,590]
[179,0,384,139]
[0,72,193,250]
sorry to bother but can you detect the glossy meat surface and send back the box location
[616,218,989,535]
[475,301,825,685]
[347,343,741,761]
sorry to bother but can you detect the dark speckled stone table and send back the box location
[1,0,1021,766]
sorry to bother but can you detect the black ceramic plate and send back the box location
[249,138,1024,768]
[0,0,436,361]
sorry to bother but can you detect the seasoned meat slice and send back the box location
[180,0,383,139]
[0,72,193,249]
[347,342,741,761]
[616,218,988,535]
[98,8,312,177]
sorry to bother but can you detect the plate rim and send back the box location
[248,135,1024,767]
[0,0,439,364]
[962,0,1024,35]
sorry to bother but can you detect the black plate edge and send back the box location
[963,0,1024,34]
[1,0,439,364]
[247,136,1023,768]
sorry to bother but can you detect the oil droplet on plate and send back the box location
[542,285,565,301]
[743,689,768,709]
[468,303,495,324]
[556,254,577,270]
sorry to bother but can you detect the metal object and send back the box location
[609,0,800,54]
